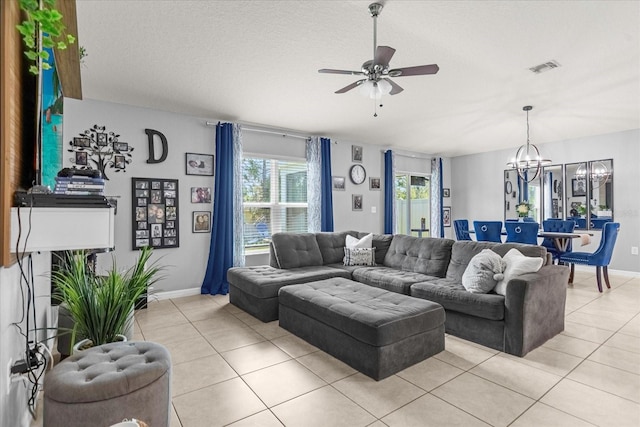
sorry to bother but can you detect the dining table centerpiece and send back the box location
[516,201,531,218]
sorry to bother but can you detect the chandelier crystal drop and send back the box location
[506,105,551,183]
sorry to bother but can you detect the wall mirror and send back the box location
[522,174,542,224]
[587,159,613,229]
[542,164,563,220]
[565,162,588,229]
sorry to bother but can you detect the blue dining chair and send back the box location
[559,222,620,292]
[505,222,539,245]
[454,219,472,241]
[473,221,502,243]
[542,219,576,262]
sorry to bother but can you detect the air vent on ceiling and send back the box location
[529,60,561,74]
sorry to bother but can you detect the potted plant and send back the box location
[516,200,531,219]
[52,246,162,351]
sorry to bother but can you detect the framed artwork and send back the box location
[352,194,363,211]
[572,178,586,196]
[443,188,450,197]
[193,211,211,233]
[114,155,126,169]
[96,133,108,146]
[191,187,212,203]
[73,137,91,147]
[352,145,363,162]
[186,152,214,176]
[131,178,179,249]
[443,206,451,227]
[332,176,346,191]
[113,142,129,152]
[75,151,88,165]
[369,177,381,190]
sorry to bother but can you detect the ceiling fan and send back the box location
[318,2,439,101]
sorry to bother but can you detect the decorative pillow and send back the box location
[343,247,376,266]
[494,248,544,295]
[346,233,373,248]
[461,249,506,294]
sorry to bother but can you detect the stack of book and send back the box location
[54,175,105,196]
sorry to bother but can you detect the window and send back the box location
[242,156,307,253]
[395,173,430,236]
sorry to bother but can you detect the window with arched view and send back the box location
[242,156,308,253]
[395,174,430,237]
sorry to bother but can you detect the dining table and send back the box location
[468,229,593,253]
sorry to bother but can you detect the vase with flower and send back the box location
[516,201,530,221]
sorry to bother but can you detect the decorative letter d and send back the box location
[145,129,168,164]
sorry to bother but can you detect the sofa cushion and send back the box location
[494,248,543,295]
[383,235,454,277]
[315,231,352,265]
[461,249,506,294]
[356,232,394,265]
[411,278,505,321]
[271,233,323,269]
[343,248,376,266]
[227,265,350,299]
[352,266,439,295]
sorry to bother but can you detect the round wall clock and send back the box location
[349,164,366,185]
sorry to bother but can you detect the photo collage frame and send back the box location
[132,178,180,249]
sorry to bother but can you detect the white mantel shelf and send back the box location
[11,207,115,253]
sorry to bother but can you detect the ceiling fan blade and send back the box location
[374,46,396,68]
[335,80,365,94]
[388,64,439,77]
[319,69,365,75]
[383,78,404,95]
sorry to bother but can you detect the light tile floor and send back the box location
[34,272,640,427]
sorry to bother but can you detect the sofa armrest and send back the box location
[503,265,569,356]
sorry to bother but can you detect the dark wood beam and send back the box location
[54,0,82,99]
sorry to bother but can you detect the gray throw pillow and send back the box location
[343,247,376,266]
[461,249,506,294]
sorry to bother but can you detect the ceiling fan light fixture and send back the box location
[359,79,392,99]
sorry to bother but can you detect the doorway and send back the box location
[395,174,430,236]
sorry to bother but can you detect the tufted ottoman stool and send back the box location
[279,278,445,380]
[44,341,171,427]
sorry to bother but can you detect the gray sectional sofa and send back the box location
[228,230,569,357]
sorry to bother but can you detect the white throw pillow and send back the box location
[343,247,376,266]
[461,249,506,294]
[494,248,544,295]
[346,233,373,248]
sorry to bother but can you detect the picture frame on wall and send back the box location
[131,178,179,249]
[352,194,363,211]
[369,177,381,190]
[572,178,586,197]
[443,188,450,198]
[443,206,452,227]
[186,153,214,176]
[191,187,212,203]
[332,176,346,191]
[352,145,363,162]
[193,211,211,233]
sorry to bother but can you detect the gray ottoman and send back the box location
[44,341,172,427]
[279,278,445,380]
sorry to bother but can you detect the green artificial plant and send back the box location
[52,246,163,347]
[16,0,76,75]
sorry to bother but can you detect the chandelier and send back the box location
[575,161,610,189]
[507,106,551,183]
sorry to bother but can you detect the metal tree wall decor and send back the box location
[68,125,134,179]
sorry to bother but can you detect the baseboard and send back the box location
[150,287,201,301]
[573,265,640,277]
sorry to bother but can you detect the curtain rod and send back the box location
[205,121,310,141]
[381,149,433,160]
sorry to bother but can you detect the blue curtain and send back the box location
[384,150,395,234]
[201,122,235,295]
[320,138,334,231]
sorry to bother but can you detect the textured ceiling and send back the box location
[75,0,639,157]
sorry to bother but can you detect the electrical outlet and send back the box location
[632,247,639,255]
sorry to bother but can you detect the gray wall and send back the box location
[451,129,640,272]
